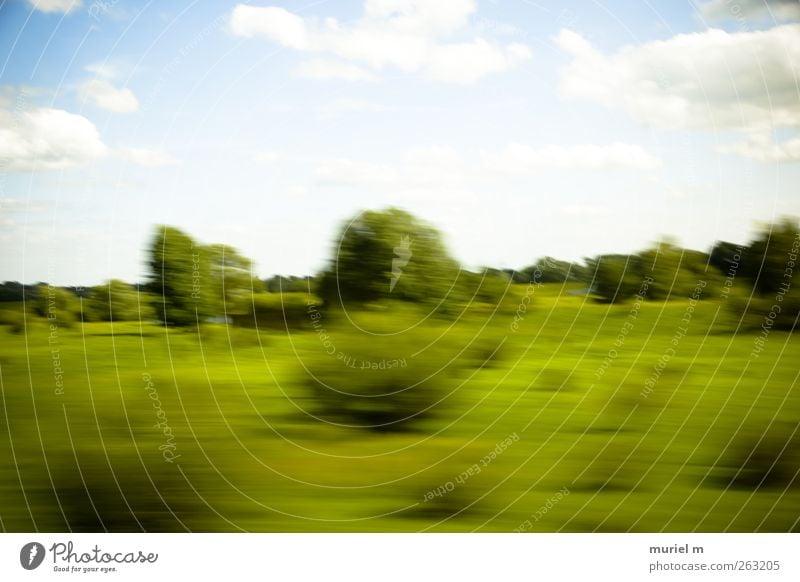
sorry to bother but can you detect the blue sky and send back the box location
[1,0,799,285]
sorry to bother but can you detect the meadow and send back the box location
[0,282,798,532]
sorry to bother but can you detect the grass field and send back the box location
[1,283,798,532]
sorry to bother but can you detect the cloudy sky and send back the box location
[1,0,799,285]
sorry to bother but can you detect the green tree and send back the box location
[319,208,460,307]
[205,243,260,316]
[84,280,153,322]
[732,219,800,330]
[638,240,708,300]
[587,254,646,303]
[33,284,81,327]
[148,226,209,326]
[743,219,800,295]
[517,257,581,284]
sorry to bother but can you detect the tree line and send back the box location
[1,209,798,331]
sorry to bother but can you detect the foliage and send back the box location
[32,283,81,328]
[82,280,155,322]
[264,275,313,294]
[147,226,260,326]
[300,309,506,431]
[725,219,800,331]
[318,208,460,308]
[586,254,646,303]
[232,292,317,329]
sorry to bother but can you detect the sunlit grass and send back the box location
[0,285,797,532]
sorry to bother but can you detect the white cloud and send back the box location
[229,1,531,83]
[698,0,800,22]
[79,79,139,113]
[229,6,309,48]
[312,141,657,198]
[27,0,81,14]
[425,39,531,83]
[0,197,37,227]
[0,105,174,171]
[314,158,397,187]
[0,107,108,170]
[296,60,377,82]
[719,132,800,161]
[116,147,177,167]
[483,142,661,173]
[557,24,800,130]
[85,63,117,80]
[405,145,463,167]
[559,204,609,216]
[318,98,394,120]
[254,150,280,163]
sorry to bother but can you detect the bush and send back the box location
[299,312,504,431]
[32,284,80,328]
[231,292,317,330]
[0,305,25,334]
[712,422,800,490]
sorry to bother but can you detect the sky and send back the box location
[0,0,799,285]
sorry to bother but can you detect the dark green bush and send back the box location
[231,292,318,330]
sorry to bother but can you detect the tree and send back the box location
[264,275,313,294]
[709,241,745,276]
[148,226,261,325]
[743,219,799,295]
[205,243,260,315]
[318,208,460,308]
[33,284,81,327]
[148,226,209,326]
[587,254,646,303]
[638,240,709,300]
[84,280,153,322]
[0,281,36,302]
[731,219,800,330]
[517,257,580,284]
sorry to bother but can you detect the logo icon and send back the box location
[389,235,412,293]
[20,542,46,570]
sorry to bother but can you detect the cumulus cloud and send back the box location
[79,79,139,113]
[254,150,281,163]
[315,158,397,187]
[313,141,657,194]
[116,147,177,167]
[0,107,108,170]
[84,63,118,80]
[698,0,800,22]
[719,132,800,161]
[229,1,531,83]
[27,0,81,13]
[296,60,377,82]
[556,24,800,130]
[559,204,609,216]
[0,105,173,171]
[0,197,37,227]
[483,142,661,173]
[314,98,398,121]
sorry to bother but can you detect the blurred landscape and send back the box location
[1,209,798,532]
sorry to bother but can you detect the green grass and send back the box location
[0,285,798,532]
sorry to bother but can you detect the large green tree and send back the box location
[587,254,646,303]
[148,226,261,325]
[205,243,261,315]
[84,279,153,322]
[743,219,800,295]
[148,226,211,326]
[319,208,460,307]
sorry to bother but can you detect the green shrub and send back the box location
[299,313,504,431]
[232,292,318,330]
[713,422,800,490]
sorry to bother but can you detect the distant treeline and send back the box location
[1,210,798,331]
